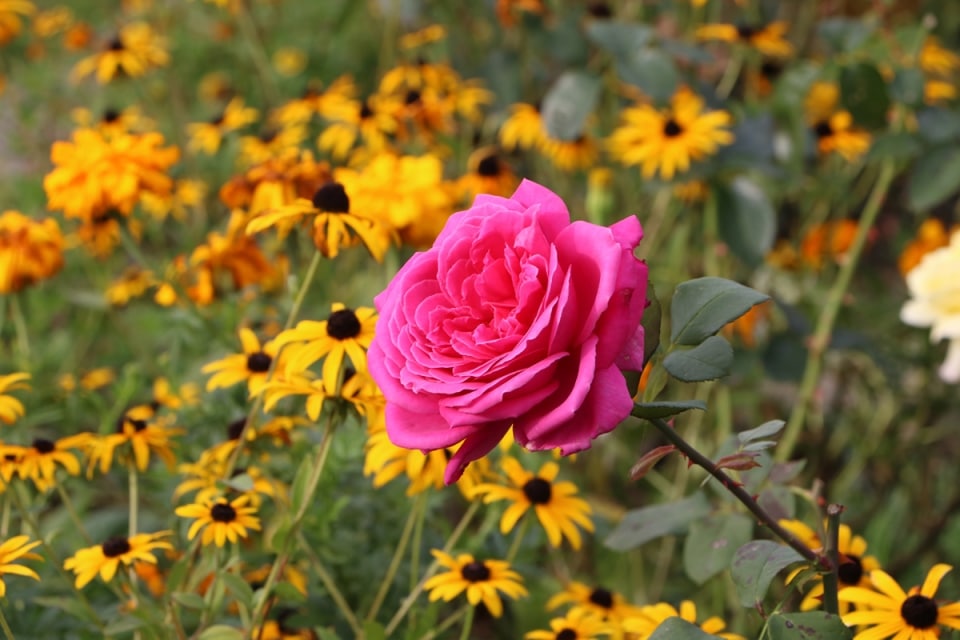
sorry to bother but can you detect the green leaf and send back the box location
[363,621,387,640]
[631,400,707,420]
[273,581,307,602]
[584,20,654,58]
[290,454,314,516]
[617,48,679,103]
[716,177,776,267]
[671,277,770,346]
[33,596,102,624]
[840,63,890,129]
[737,420,786,445]
[907,145,960,212]
[817,17,872,53]
[730,540,805,608]
[315,629,343,640]
[866,132,922,162]
[663,335,734,382]
[171,591,208,610]
[648,617,718,639]
[683,513,753,585]
[219,571,254,609]
[103,615,149,635]
[606,492,711,551]
[541,71,601,141]
[768,612,854,640]
[890,68,925,107]
[225,473,254,493]
[198,625,245,640]
[642,280,662,365]
[917,108,960,143]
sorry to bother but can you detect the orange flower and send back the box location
[900,219,952,275]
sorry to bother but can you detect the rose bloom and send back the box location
[901,229,960,383]
[368,180,648,482]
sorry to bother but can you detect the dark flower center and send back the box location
[477,154,502,177]
[760,60,784,79]
[247,352,272,373]
[663,119,683,137]
[837,555,864,585]
[32,438,55,454]
[589,587,614,609]
[311,182,351,213]
[103,109,120,123]
[522,477,553,504]
[556,630,577,640]
[101,536,132,558]
[461,561,491,583]
[259,130,278,143]
[404,89,422,106]
[108,36,125,51]
[227,418,247,440]
[127,418,148,432]
[587,2,612,18]
[210,113,226,126]
[327,308,362,340]
[901,594,939,629]
[359,100,374,120]
[211,502,238,522]
[814,121,834,138]
[736,24,758,39]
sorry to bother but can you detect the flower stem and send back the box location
[822,504,844,615]
[9,294,29,367]
[642,416,823,567]
[54,484,93,545]
[384,500,481,637]
[417,606,468,640]
[458,604,476,640]
[0,604,15,640]
[505,512,532,564]
[250,415,338,634]
[234,0,279,107]
[296,531,362,636]
[366,492,428,623]
[128,464,140,601]
[777,160,896,462]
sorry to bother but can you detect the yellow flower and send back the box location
[86,411,183,474]
[175,495,261,547]
[0,536,42,597]
[238,124,307,166]
[547,581,642,624]
[471,457,594,549]
[105,266,156,306]
[202,328,283,396]
[696,21,793,57]
[152,377,200,410]
[424,550,527,618]
[607,87,733,180]
[187,97,259,155]
[841,564,960,639]
[920,37,960,77]
[499,103,545,151]
[804,82,870,162]
[64,531,173,588]
[70,105,153,138]
[901,229,960,383]
[525,608,610,639]
[0,210,64,294]
[9,433,93,491]
[316,94,400,160]
[900,219,952,276]
[398,24,446,50]
[71,22,168,83]
[0,0,35,46]
[0,372,29,424]
[542,134,600,172]
[272,47,307,77]
[274,303,377,384]
[626,600,744,639]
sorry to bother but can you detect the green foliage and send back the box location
[648,617,719,639]
[606,492,712,551]
[731,541,805,609]
[767,612,854,640]
[670,278,770,346]
[663,335,735,382]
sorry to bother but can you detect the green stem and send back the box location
[702,189,721,276]
[0,494,9,537]
[129,465,139,539]
[716,48,745,99]
[54,484,92,545]
[383,500,481,637]
[9,295,29,366]
[223,249,324,479]
[777,160,896,462]
[458,604,475,640]
[822,504,843,615]
[366,492,428,623]
[643,416,823,567]
[296,532,362,636]
[234,0,279,107]
[417,607,468,640]
[505,512,531,564]
[250,416,338,634]
[0,604,14,640]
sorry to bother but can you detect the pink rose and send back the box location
[368,180,648,482]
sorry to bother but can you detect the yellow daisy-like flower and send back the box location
[696,21,793,58]
[457,147,518,201]
[499,102,545,151]
[0,0,35,46]
[804,81,870,162]
[0,210,65,294]
[840,564,960,639]
[607,87,733,180]
[316,94,400,160]
[525,608,610,639]
[547,581,642,624]
[920,37,960,77]
[246,181,393,261]
[10,433,92,491]
[104,266,156,306]
[625,600,745,640]
[0,372,29,424]
[85,411,183,475]
[0,536,42,597]
[542,135,600,173]
[424,550,527,618]
[187,97,260,155]
[63,531,173,589]
[71,22,169,83]
[152,376,200,410]
[259,373,334,422]
[471,457,594,550]
[273,302,377,385]
[202,328,283,396]
[175,495,261,547]
[238,124,308,166]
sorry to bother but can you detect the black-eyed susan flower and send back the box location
[0,0,35,45]
[246,181,393,261]
[840,564,960,639]
[0,536,42,596]
[424,550,527,618]
[607,87,733,180]
[71,22,169,83]
[220,149,331,216]
[86,411,183,474]
[260,373,334,421]
[202,327,283,396]
[238,125,307,166]
[273,303,376,385]
[0,210,65,294]
[458,147,518,201]
[499,102,545,151]
[541,134,599,173]
[547,581,642,624]
[625,601,745,640]
[12,433,93,491]
[187,97,260,155]
[152,376,200,410]
[316,94,400,160]
[63,531,173,588]
[471,457,594,550]
[140,178,206,222]
[525,608,609,639]
[696,21,793,58]
[0,372,29,424]
[104,266,156,306]
[70,105,153,138]
[175,495,261,547]
[804,81,870,162]
[188,211,279,304]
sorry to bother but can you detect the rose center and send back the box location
[838,555,863,585]
[901,594,939,629]
[312,182,350,213]
[522,477,553,504]
[211,503,238,523]
[101,536,132,558]
[327,309,362,340]
[460,561,491,583]
[589,587,614,609]
[246,352,272,373]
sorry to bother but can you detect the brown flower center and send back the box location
[211,502,238,523]
[327,308,361,340]
[246,352,272,373]
[101,536,132,558]
[32,438,55,454]
[814,121,834,138]
[312,182,350,213]
[837,555,864,585]
[460,561,491,583]
[556,630,578,640]
[477,154,502,177]
[589,587,614,609]
[663,119,683,137]
[901,594,939,629]
[227,418,247,441]
[522,477,552,504]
